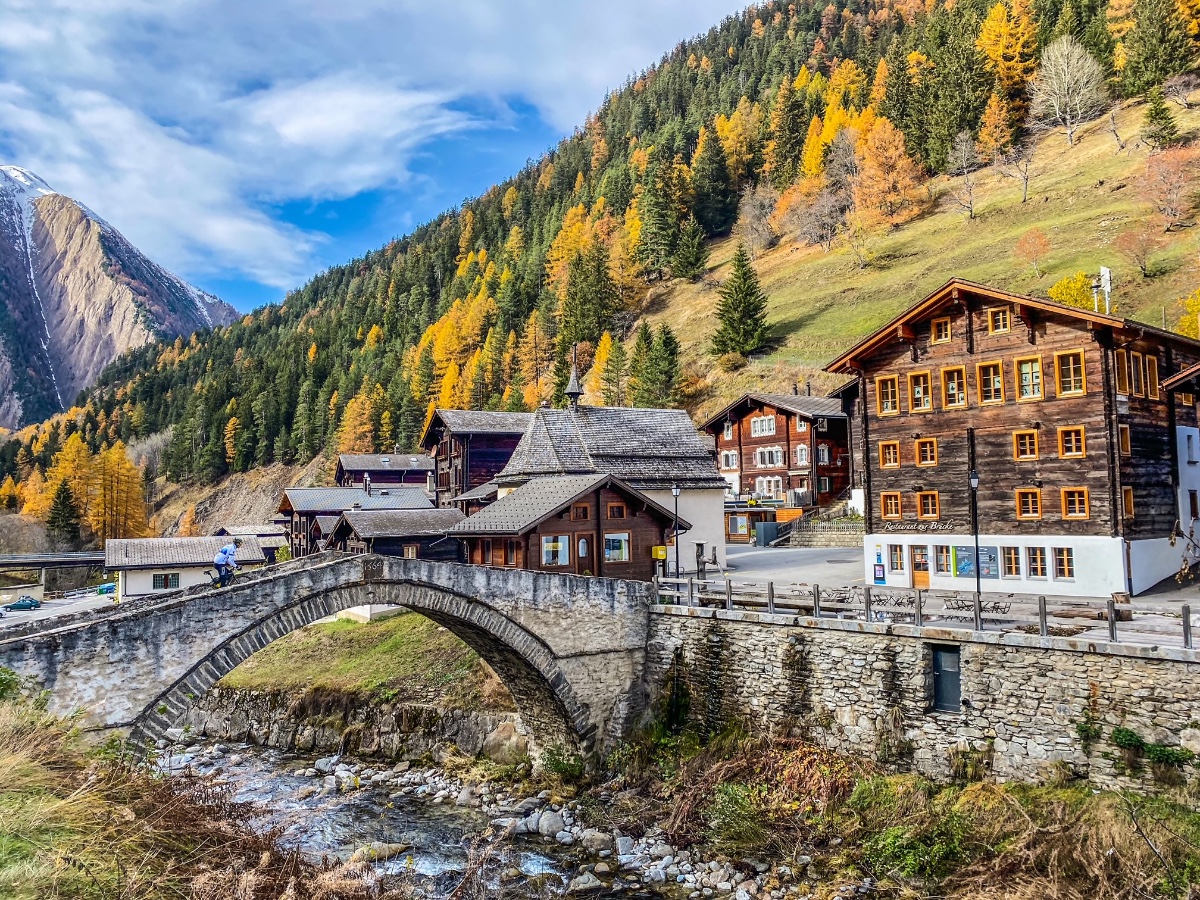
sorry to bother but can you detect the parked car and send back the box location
[4,595,41,611]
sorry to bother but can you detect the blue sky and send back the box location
[0,1,745,311]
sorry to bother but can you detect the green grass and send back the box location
[220,611,514,709]
[647,101,1200,421]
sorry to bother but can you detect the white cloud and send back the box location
[0,0,743,291]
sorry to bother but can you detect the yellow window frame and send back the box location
[1147,355,1160,400]
[915,438,938,467]
[880,492,903,520]
[931,316,952,344]
[1054,349,1087,397]
[908,370,933,413]
[916,491,940,520]
[977,360,1005,404]
[1061,487,1090,520]
[1122,486,1135,518]
[1115,348,1130,395]
[1058,426,1086,458]
[876,375,900,416]
[1118,424,1131,455]
[987,306,1010,334]
[879,441,901,468]
[941,366,968,409]
[1014,354,1044,401]
[1012,429,1039,460]
[1015,488,1042,520]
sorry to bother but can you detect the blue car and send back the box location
[4,596,41,611]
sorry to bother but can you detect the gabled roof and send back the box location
[1163,359,1200,392]
[419,409,534,448]
[333,508,465,540]
[700,392,846,431]
[337,453,435,473]
[496,405,726,492]
[449,474,689,536]
[314,515,340,535]
[823,277,1200,374]
[279,486,433,515]
[105,536,266,571]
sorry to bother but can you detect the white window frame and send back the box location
[755,446,783,467]
[720,450,738,470]
[817,444,830,465]
[796,445,809,466]
[723,421,733,440]
[750,415,777,437]
[754,476,783,499]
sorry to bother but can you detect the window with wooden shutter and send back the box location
[1115,349,1129,394]
[1147,355,1160,400]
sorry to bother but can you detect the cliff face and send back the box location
[0,166,238,428]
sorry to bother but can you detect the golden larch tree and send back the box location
[88,444,149,541]
[854,117,923,227]
[976,92,1014,161]
[977,0,1038,113]
[336,393,376,453]
[177,505,200,537]
[800,115,826,178]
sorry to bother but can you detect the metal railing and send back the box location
[652,576,1200,650]
[786,520,864,534]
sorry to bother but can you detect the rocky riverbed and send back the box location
[157,738,870,899]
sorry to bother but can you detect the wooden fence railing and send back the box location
[652,576,1199,650]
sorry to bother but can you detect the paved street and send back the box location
[721,544,864,586]
[0,593,114,627]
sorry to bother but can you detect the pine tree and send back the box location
[627,322,656,402]
[600,338,629,406]
[711,244,770,356]
[1142,86,1180,149]
[765,79,808,189]
[47,480,81,549]
[636,157,680,277]
[671,217,710,280]
[561,243,620,345]
[1121,0,1191,95]
[690,127,737,235]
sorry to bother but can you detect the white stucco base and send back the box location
[849,488,865,516]
[644,488,726,573]
[117,566,215,602]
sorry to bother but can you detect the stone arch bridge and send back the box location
[0,554,653,756]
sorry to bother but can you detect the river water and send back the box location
[162,743,662,898]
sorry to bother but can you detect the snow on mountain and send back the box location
[0,166,239,429]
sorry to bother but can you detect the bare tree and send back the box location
[1141,149,1198,228]
[1114,225,1166,277]
[1030,35,1108,146]
[999,141,1036,202]
[1163,73,1200,109]
[734,183,780,257]
[948,131,979,219]
[1107,104,1127,152]
[790,189,845,250]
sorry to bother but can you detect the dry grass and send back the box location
[0,699,408,899]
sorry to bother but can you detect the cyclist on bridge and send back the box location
[213,538,243,587]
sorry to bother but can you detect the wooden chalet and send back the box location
[419,410,533,508]
[449,474,686,580]
[700,389,853,509]
[326,508,464,560]
[825,278,1200,597]
[334,453,435,490]
[493,402,728,570]
[277,486,433,557]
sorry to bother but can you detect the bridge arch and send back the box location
[133,574,597,756]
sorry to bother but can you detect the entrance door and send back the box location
[576,536,594,576]
[911,545,930,589]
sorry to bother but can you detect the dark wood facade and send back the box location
[456,483,677,581]
[701,393,851,507]
[826,279,1200,592]
[419,411,531,508]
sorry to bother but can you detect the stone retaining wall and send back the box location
[645,606,1200,791]
[181,686,527,763]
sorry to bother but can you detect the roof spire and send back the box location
[565,343,583,408]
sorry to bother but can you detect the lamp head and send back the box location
[671,483,681,498]
[969,470,980,491]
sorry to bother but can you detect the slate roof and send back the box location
[338,453,435,472]
[454,480,499,503]
[700,392,845,431]
[496,406,726,492]
[314,516,340,535]
[336,508,465,539]
[450,474,689,535]
[105,536,266,571]
[213,523,288,549]
[420,409,534,448]
[279,486,433,514]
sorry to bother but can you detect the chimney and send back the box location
[364,473,372,496]
[806,380,812,396]
[792,382,798,395]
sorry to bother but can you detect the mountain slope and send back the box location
[0,166,238,428]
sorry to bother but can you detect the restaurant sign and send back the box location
[881,520,961,533]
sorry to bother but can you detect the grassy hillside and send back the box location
[649,100,1200,421]
[220,611,514,710]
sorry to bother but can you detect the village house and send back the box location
[212,523,288,563]
[493,385,727,571]
[277,486,433,556]
[700,389,853,509]
[419,410,533,508]
[105,536,266,602]
[325,508,465,560]
[333,452,435,491]
[825,278,1200,597]
[450,473,684,580]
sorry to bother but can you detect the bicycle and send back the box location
[208,566,246,588]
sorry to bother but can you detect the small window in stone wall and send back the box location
[931,644,961,712]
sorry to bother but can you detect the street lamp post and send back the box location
[969,469,981,598]
[671,483,681,577]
